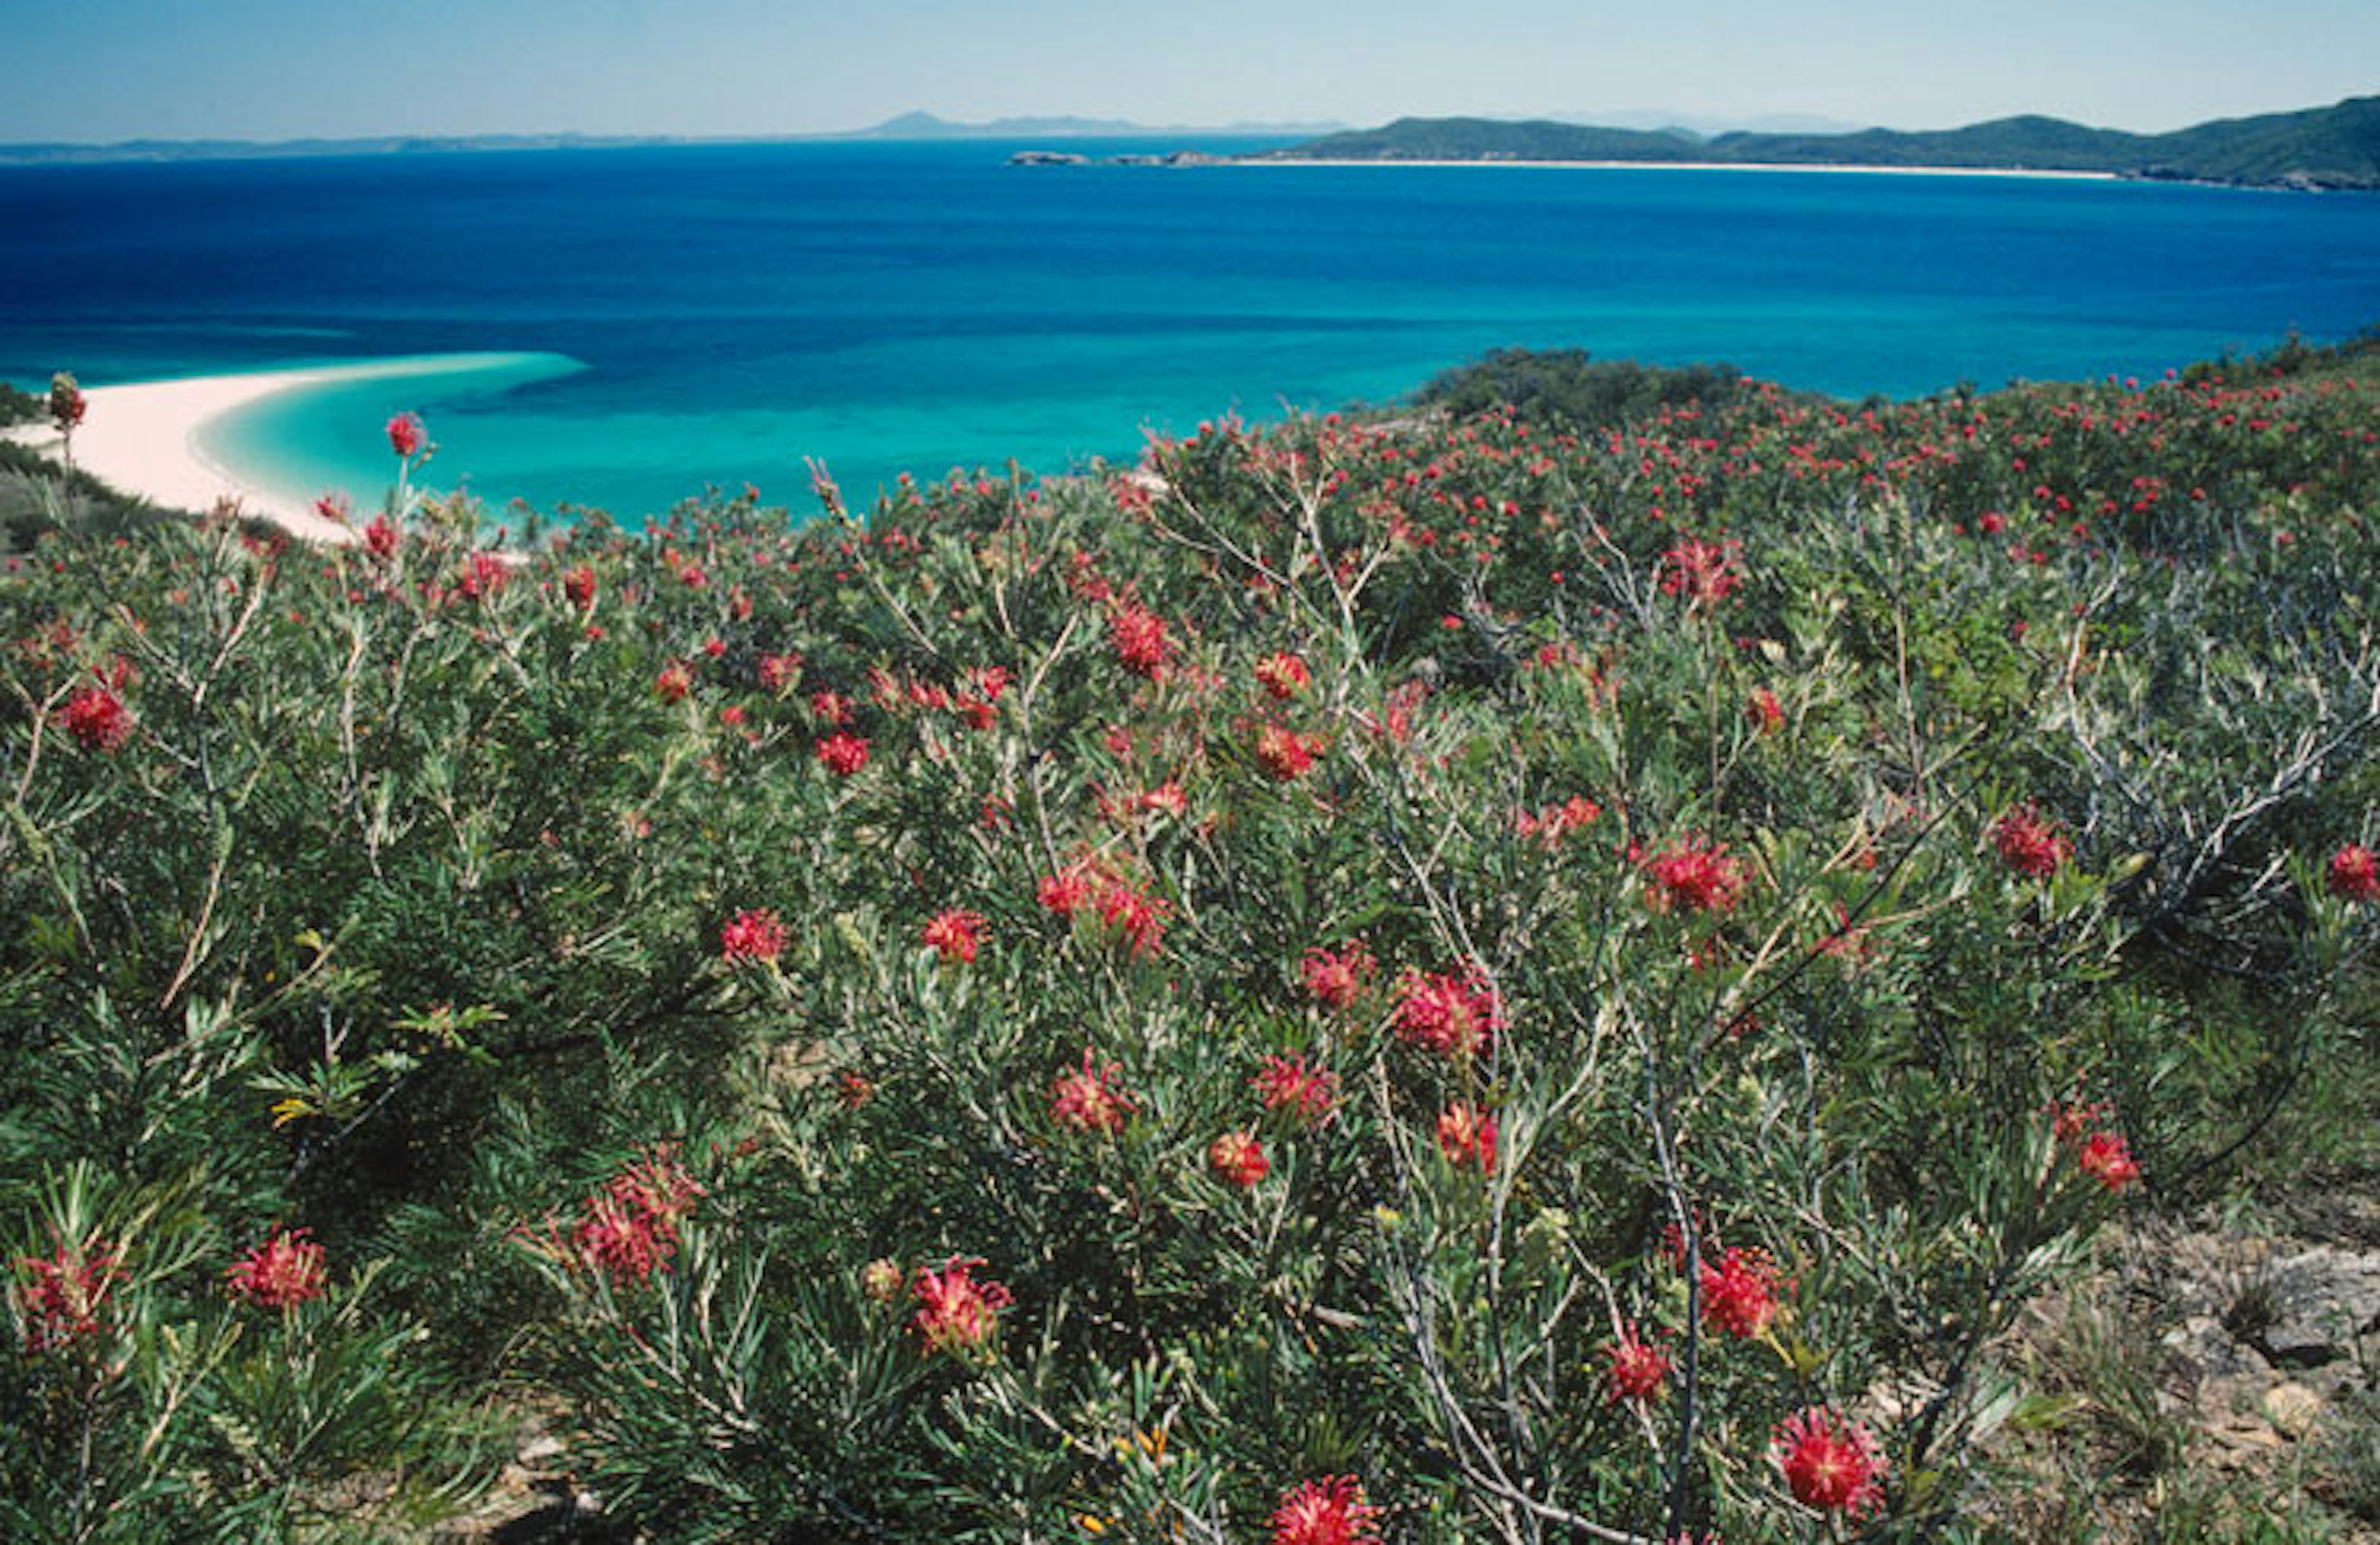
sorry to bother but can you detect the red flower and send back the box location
[1091,878,1169,958]
[459,550,509,600]
[1208,1130,1270,1189]
[809,689,855,726]
[1050,1047,1135,1137]
[1644,840,1748,915]
[12,1233,121,1352]
[1394,964,1501,1060]
[562,565,597,610]
[1660,535,1740,608]
[1269,1475,1382,1545]
[2329,843,2380,903]
[1516,795,1601,849]
[1253,723,1324,781]
[62,685,131,752]
[654,661,694,703]
[757,653,802,693]
[1253,1054,1340,1128]
[362,513,402,559]
[1435,1101,1497,1173]
[1748,687,1784,733]
[1992,803,2071,880]
[1299,941,1375,1011]
[720,907,786,965]
[573,1147,706,1285]
[920,909,984,965]
[224,1228,327,1310]
[386,412,427,459]
[817,732,871,776]
[2077,1129,2141,1191]
[1699,1246,1783,1340]
[836,1070,874,1109]
[1254,651,1312,699]
[1037,863,1098,917]
[1109,604,1173,679]
[910,1255,1011,1358]
[1773,1406,1888,1517]
[1605,1322,1672,1404]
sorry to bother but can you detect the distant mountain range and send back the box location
[1263,96,2380,190]
[834,111,1347,140]
[0,113,1346,165]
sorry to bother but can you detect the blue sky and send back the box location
[7,0,2373,142]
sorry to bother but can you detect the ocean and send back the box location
[4,138,2377,522]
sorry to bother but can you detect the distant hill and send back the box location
[1263,96,2380,190]
[0,132,671,165]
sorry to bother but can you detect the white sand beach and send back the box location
[2,354,557,545]
[1240,159,2122,180]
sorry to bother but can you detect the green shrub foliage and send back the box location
[1,348,2375,1541]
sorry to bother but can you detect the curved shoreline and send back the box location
[1,353,571,543]
[1236,157,2123,179]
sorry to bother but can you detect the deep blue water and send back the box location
[4,138,2378,521]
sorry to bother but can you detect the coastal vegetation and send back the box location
[1267,95,2380,190]
[1,337,2378,1542]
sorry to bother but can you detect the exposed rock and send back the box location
[2249,1246,2380,1369]
[2261,1381,2327,1439]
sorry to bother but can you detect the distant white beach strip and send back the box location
[1,353,576,543]
[1236,159,2124,180]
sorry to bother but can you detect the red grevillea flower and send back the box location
[1269,1474,1382,1545]
[1037,863,1098,917]
[920,909,984,965]
[756,653,802,693]
[573,1147,706,1285]
[1091,878,1170,959]
[2330,843,2380,903]
[1394,965,1502,1060]
[1773,1406,1889,1518]
[1109,604,1173,679]
[2077,1129,2142,1191]
[562,565,597,609]
[12,1234,121,1352]
[1643,840,1748,915]
[816,732,871,777]
[224,1228,327,1310]
[1659,535,1740,608]
[910,1255,1011,1358]
[1516,795,1602,849]
[1992,803,2071,880]
[1699,1246,1784,1340]
[1605,1321,1672,1404]
[719,908,786,966]
[362,513,402,559]
[654,661,694,703]
[1208,1130,1270,1189]
[459,550,509,600]
[1254,651,1312,700]
[1748,687,1784,733]
[62,684,132,752]
[1435,1101,1497,1173]
[1253,723,1324,781]
[1050,1047,1135,1137]
[386,412,427,459]
[809,689,854,725]
[1253,1054,1340,1127]
[1300,941,1375,1011]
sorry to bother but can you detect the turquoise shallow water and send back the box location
[4,139,2378,522]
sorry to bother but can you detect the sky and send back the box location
[5,0,2374,143]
